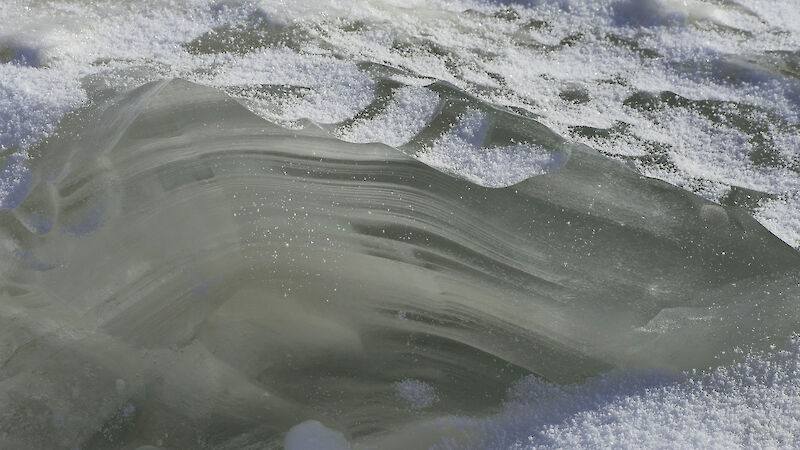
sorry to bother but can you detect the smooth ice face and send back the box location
[0,80,798,448]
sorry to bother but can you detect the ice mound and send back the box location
[0,80,797,448]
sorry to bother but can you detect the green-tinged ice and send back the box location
[0,80,798,448]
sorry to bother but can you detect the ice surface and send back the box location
[0,80,797,448]
[1,0,800,448]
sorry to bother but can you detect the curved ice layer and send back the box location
[0,80,798,448]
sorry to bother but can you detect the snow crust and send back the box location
[419,110,566,187]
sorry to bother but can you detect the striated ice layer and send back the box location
[0,80,798,448]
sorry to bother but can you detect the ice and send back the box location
[1,0,800,447]
[1,80,796,447]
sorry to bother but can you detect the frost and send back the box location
[395,379,440,410]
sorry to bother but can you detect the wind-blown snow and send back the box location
[419,110,566,187]
[337,86,440,147]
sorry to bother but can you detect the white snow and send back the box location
[419,110,566,187]
[337,86,440,147]
[395,378,440,410]
[285,420,351,450]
